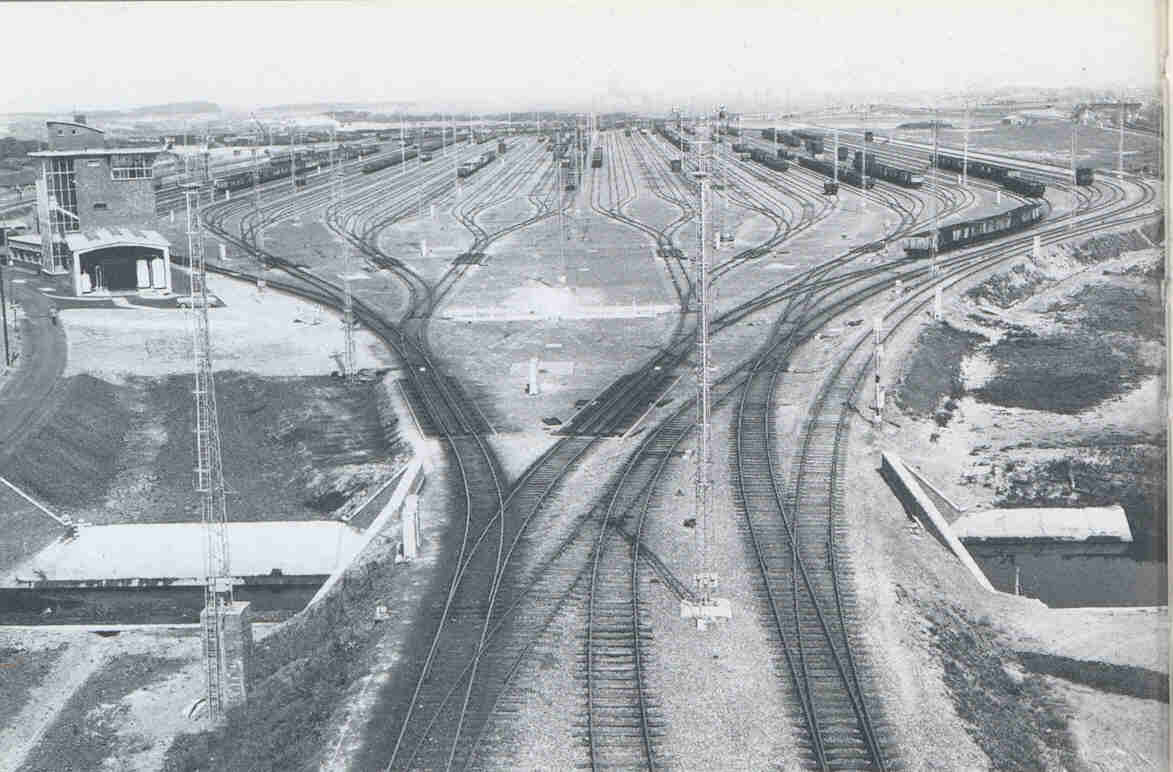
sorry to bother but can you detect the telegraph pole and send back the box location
[0,261,10,366]
[1118,101,1125,174]
[290,124,297,193]
[962,99,970,186]
[1071,118,1078,228]
[833,128,839,188]
[931,109,940,276]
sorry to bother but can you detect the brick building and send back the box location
[23,117,173,296]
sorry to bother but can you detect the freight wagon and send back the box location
[904,202,1046,256]
[591,148,603,168]
[457,150,496,179]
[935,152,1008,183]
[1075,167,1094,186]
[761,128,801,147]
[749,148,788,172]
[362,148,420,174]
[1003,173,1046,197]
[214,148,334,192]
[852,151,924,187]
[796,155,874,189]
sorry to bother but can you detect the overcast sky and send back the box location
[2,0,1163,113]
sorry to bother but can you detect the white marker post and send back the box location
[398,494,420,563]
[527,356,540,395]
[873,316,884,425]
[1032,235,1040,259]
[934,286,943,321]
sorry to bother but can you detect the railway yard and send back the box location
[0,55,1168,772]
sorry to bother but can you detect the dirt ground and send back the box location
[890,230,1166,574]
[850,226,1168,769]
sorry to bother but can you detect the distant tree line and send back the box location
[0,137,46,162]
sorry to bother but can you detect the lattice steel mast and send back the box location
[694,110,715,605]
[185,150,233,723]
[332,127,357,380]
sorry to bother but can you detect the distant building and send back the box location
[25,117,173,296]
[1073,102,1143,126]
[1001,114,1030,127]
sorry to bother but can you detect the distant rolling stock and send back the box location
[904,202,1046,256]
[852,151,924,187]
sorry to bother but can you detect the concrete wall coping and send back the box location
[304,458,425,611]
[881,451,996,594]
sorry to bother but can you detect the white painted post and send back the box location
[170,210,175,223]
[219,243,227,261]
[421,239,427,258]
[873,316,884,425]
[934,286,943,321]
[996,190,1002,204]
[1032,235,1040,259]
[401,494,419,560]
[430,204,436,219]
[528,356,540,395]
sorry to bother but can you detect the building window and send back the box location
[110,154,153,180]
[93,202,108,210]
[46,157,80,233]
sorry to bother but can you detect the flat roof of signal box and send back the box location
[28,147,165,158]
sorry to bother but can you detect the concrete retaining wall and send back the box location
[304,458,425,611]
[880,451,995,593]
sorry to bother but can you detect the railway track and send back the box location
[191,125,1154,770]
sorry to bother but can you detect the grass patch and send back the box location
[927,601,1088,771]
[1064,284,1165,342]
[896,322,984,417]
[2,374,131,509]
[971,330,1155,414]
[0,644,66,729]
[1017,651,1169,703]
[19,654,187,771]
[164,561,410,771]
[138,371,403,524]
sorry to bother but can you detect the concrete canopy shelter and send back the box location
[64,226,172,295]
